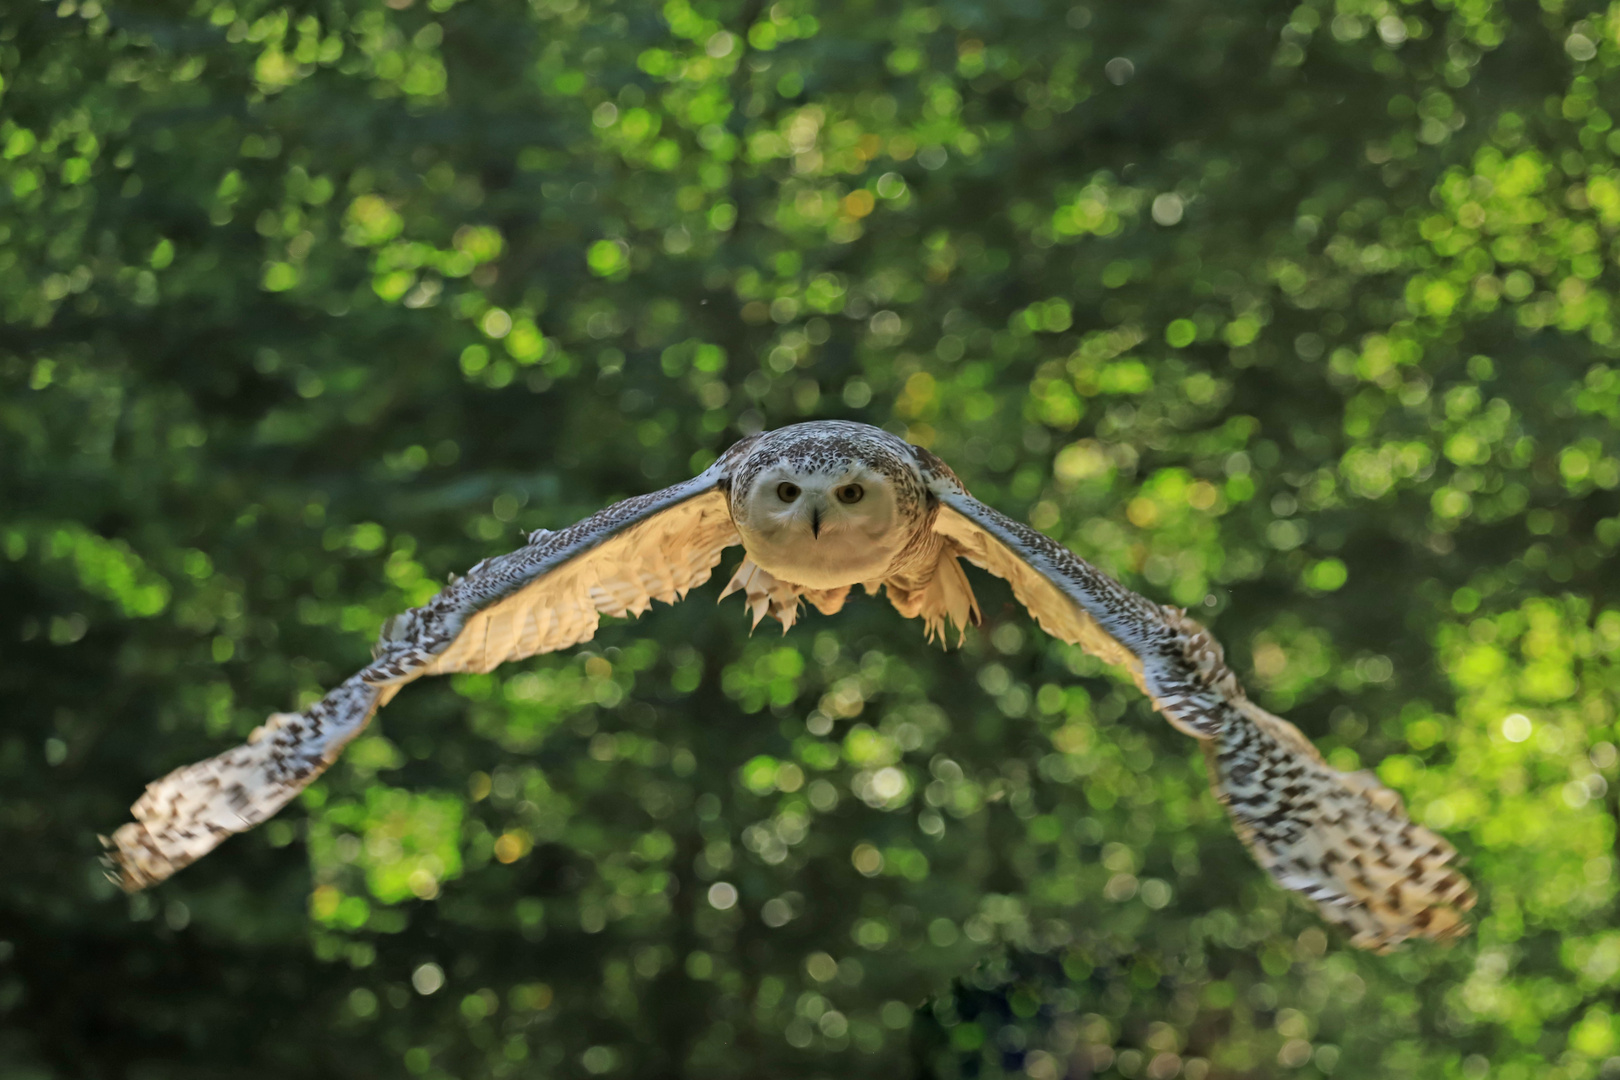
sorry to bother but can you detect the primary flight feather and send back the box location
[105,420,1474,951]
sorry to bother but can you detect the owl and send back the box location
[104,421,1473,951]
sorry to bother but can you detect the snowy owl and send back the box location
[104,421,1474,951]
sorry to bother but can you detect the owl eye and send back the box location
[836,484,865,504]
[777,482,801,502]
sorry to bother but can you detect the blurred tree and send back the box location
[4,0,1620,1077]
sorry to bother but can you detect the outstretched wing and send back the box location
[105,467,741,890]
[924,469,1474,952]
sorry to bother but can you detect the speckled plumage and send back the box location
[105,421,1472,950]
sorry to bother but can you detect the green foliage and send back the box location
[5,0,1620,1077]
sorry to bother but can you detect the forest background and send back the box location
[3,0,1619,1077]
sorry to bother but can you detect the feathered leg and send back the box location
[718,559,804,631]
[882,547,981,646]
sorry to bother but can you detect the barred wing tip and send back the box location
[100,479,740,891]
[929,486,1478,952]
[1219,707,1477,953]
[101,822,178,892]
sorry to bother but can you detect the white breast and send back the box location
[738,522,904,589]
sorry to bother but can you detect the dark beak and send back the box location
[811,507,821,539]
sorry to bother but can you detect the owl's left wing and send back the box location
[921,462,1474,951]
[105,464,742,890]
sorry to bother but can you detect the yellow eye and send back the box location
[777,482,801,502]
[837,484,864,504]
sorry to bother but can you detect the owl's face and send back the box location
[732,452,907,589]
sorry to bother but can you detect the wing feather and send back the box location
[928,480,1474,951]
[105,468,740,889]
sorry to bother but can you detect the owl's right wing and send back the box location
[105,461,744,891]
[916,454,1473,952]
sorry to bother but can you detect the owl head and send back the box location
[727,422,919,589]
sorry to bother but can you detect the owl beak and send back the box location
[810,506,821,539]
